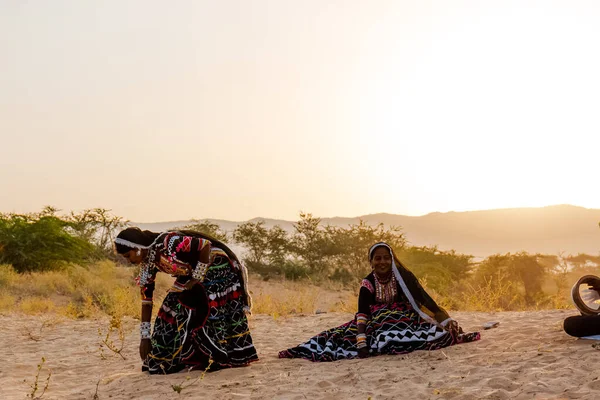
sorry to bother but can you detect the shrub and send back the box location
[0,211,93,272]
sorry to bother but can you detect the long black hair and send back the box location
[114,227,240,263]
[114,227,160,254]
[175,229,240,263]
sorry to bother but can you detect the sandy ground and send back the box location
[1,309,599,400]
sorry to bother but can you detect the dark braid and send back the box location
[114,227,160,254]
[176,229,240,263]
[115,227,240,264]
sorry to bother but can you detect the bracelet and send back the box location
[140,322,151,339]
[192,261,210,281]
[356,333,367,348]
[170,282,185,292]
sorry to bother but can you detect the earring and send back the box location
[136,249,141,256]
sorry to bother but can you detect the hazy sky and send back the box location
[2,1,600,222]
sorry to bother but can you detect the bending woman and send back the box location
[114,227,258,374]
[279,242,480,361]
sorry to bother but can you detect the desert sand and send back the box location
[1,309,599,400]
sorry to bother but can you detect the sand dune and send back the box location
[1,310,599,399]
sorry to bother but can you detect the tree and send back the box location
[398,246,472,292]
[510,252,547,304]
[290,212,335,273]
[328,220,407,280]
[265,225,290,266]
[68,208,127,252]
[181,219,228,243]
[232,221,269,265]
[539,253,569,302]
[475,252,547,305]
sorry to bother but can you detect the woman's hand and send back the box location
[445,320,462,336]
[139,338,152,361]
[357,347,369,359]
[184,278,198,290]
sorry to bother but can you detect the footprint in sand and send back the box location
[486,376,520,391]
[316,380,334,388]
[483,389,511,399]
[586,379,600,391]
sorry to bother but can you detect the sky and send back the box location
[1,0,600,222]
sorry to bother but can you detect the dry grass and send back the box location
[20,297,56,314]
[0,293,16,311]
[0,262,143,318]
[250,277,356,317]
[252,285,319,317]
[328,290,359,313]
[0,262,583,320]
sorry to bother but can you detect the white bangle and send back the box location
[140,322,151,339]
[192,261,210,280]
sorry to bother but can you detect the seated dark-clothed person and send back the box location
[564,275,600,339]
[279,242,480,361]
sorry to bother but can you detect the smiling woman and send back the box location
[279,241,480,361]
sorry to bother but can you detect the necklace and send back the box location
[376,273,392,284]
[374,273,397,304]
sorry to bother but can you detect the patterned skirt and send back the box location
[144,261,258,374]
[279,302,480,362]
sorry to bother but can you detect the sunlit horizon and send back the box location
[4,202,593,224]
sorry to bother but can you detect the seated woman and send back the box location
[279,242,480,361]
[564,275,600,339]
[114,227,258,374]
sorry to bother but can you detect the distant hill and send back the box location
[134,205,600,258]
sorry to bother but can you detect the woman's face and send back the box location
[121,249,145,265]
[370,246,392,277]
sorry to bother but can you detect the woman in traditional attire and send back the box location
[114,227,258,374]
[279,242,480,361]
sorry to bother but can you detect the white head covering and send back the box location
[114,237,149,249]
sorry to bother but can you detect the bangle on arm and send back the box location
[140,321,152,339]
[192,261,210,281]
[356,333,367,349]
[356,313,368,326]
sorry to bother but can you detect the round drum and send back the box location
[571,275,600,315]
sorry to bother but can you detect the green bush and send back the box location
[0,212,93,272]
[329,267,354,285]
[280,260,312,280]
